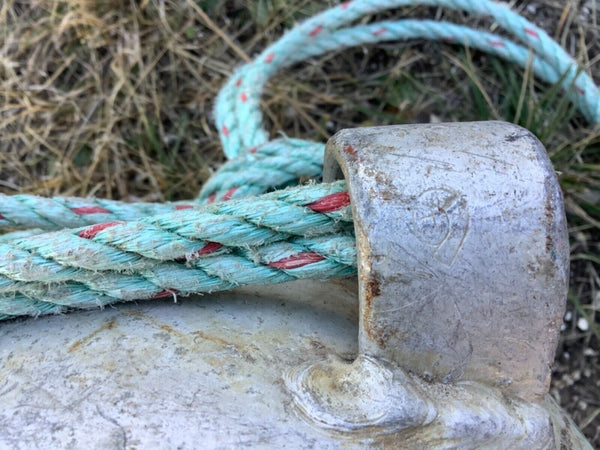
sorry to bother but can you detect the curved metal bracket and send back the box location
[323,121,568,400]
[285,122,586,448]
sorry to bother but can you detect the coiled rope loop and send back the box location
[0,0,598,320]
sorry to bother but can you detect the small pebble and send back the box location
[577,317,589,331]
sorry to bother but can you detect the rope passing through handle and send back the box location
[0,0,598,320]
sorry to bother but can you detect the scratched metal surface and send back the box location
[324,121,569,401]
[0,279,359,449]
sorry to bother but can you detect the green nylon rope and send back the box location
[0,0,598,320]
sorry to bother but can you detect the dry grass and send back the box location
[1,0,599,444]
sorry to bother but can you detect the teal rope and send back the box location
[0,193,193,231]
[216,0,599,159]
[0,234,357,320]
[0,182,355,318]
[198,138,325,202]
[5,182,351,272]
[1,0,598,320]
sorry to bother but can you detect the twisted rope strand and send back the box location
[0,181,356,319]
[221,20,567,169]
[0,234,357,320]
[0,193,193,232]
[1,181,351,273]
[198,138,325,202]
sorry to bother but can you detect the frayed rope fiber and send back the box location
[1,0,598,320]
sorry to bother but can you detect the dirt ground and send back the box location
[1,0,599,445]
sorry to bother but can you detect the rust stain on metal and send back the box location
[343,145,357,157]
[544,189,555,254]
[366,273,381,299]
[157,323,190,340]
[68,318,117,353]
[192,330,234,347]
[362,269,388,348]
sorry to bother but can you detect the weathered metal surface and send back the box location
[1,279,589,449]
[0,280,362,449]
[323,121,569,400]
[286,355,557,448]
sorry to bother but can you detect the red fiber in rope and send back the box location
[268,252,325,269]
[222,187,238,201]
[195,241,223,256]
[151,289,178,299]
[309,25,323,36]
[78,222,121,239]
[524,27,539,38]
[307,192,350,213]
[71,206,111,214]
